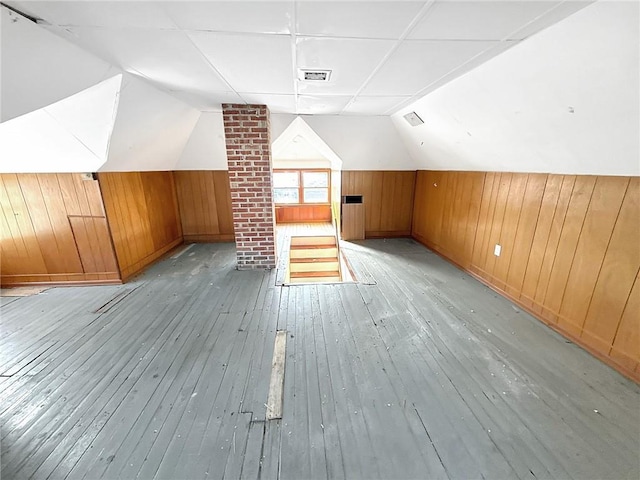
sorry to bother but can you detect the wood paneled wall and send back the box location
[99,172,182,280]
[0,173,119,286]
[342,171,416,237]
[275,205,332,223]
[413,171,640,381]
[173,171,235,242]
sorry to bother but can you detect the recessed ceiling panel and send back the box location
[189,32,294,94]
[297,95,351,115]
[408,1,559,40]
[296,1,423,39]
[164,1,293,34]
[53,26,231,94]
[362,39,498,96]
[296,37,395,95]
[342,96,412,115]
[9,0,177,29]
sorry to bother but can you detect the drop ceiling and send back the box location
[6,0,592,115]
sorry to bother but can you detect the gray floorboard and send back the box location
[1,240,638,480]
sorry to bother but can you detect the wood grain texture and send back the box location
[275,205,332,223]
[0,174,120,286]
[98,172,182,281]
[412,171,484,269]
[412,170,640,381]
[3,242,638,479]
[173,171,235,242]
[266,330,287,420]
[341,204,365,241]
[342,171,415,237]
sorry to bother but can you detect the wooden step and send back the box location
[290,261,339,273]
[289,247,338,259]
[290,243,336,249]
[288,276,342,284]
[289,257,337,263]
[290,236,336,247]
[290,270,340,278]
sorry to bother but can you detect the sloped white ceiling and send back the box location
[100,75,201,171]
[392,0,640,176]
[6,0,592,115]
[174,112,228,170]
[272,117,342,171]
[0,75,121,173]
[272,114,416,170]
[1,6,201,172]
[0,6,118,121]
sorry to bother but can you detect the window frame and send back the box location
[273,168,331,206]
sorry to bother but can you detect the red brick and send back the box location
[222,103,276,269]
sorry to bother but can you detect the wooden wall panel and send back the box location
[412,170,640,381]
[173,171,235,242]
[275,205,332,223]
[504,174,546,297]
[582,178,639,358]
[99,172,182,280]
[342,171,415,237]
[412,171,484,269]
[610,275,640,373]
[0,173,120,286]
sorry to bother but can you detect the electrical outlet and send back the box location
[494,244,501,257]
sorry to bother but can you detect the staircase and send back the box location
[288,235,341,284]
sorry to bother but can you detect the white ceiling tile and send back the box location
[343,96,413,115]
[362,40,498,96]
[385,40,519,114]
[408,1,560,40]
[296,1,423,39]
[164,1,293,34]
[513,1,593,40]
[7,0,591,115]
[237,93,296,114]
[297,95,351,115]
[188,32,294,94]
[9,0,177,29]
[296,37,395,95]
[61,26,230,93]
[169,90,244,111]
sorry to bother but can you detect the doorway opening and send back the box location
[271,118,352,284]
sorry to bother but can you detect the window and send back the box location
[273,171,299,203]
[273,169,330,205]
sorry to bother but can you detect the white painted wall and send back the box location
[174,112,228,170]
[392,1,640,176]
[1,6,200,173]
[272,114,415,170]
[100,74,200,171]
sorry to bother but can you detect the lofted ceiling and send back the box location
[6,0,592,115]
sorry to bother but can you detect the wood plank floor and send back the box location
[1,239,638,479]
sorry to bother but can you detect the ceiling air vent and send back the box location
[299,69,332,82]
[403,111,424,126]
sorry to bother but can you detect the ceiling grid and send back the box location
[5,0,593,115]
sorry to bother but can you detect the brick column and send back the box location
[222,104,277,269]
